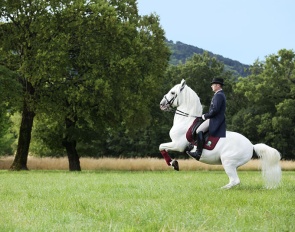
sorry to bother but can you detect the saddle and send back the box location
[186,117,220,150]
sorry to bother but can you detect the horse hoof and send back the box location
[221,182,240,189]
[171,160,179,171]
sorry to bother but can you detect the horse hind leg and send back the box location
[221,164,240,189]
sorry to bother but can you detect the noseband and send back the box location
[164,94,178,107]
[163,94,198,118]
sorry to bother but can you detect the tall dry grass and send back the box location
[0,156,294,171]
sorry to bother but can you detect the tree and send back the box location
[233,49,295,159]
[0,0,72,170]
[54,0,169,169]
[1,0,170,169]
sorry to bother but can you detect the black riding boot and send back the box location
[186,131,204,160]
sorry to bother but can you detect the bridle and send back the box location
[163,93,199,118]
[164,93,178,107]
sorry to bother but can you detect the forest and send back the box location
[0,0,294,171]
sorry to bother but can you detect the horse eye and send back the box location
[171,91,175,95]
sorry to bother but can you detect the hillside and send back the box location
[167,40,250,77]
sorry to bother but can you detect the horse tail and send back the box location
[253,143,282,189]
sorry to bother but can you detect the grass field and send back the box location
[1,168,295,231]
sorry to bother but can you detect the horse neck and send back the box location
[177,88,202,117]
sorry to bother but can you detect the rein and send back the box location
[175,109,192,117]
[176,110,200,118]
[173,109,200,118]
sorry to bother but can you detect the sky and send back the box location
[137,0,295,65]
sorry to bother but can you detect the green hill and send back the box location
[167,40,250,77]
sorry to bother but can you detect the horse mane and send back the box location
[180,85,203,117]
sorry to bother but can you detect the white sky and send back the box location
[137,0,295,65]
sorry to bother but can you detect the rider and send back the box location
[187,78,226,160]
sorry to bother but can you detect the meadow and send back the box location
[0,157,295,231]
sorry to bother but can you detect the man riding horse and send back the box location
[186,78,226,160]
[159,79,281,189]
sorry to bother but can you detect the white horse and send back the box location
[159,79,281,189]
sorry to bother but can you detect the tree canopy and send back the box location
[0,0,170,170]
[232,49,295,159]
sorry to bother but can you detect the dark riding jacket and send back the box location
[203,90,226,137]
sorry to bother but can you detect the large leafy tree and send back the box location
[0,0,170,170]
[233,49,295,159]
[40,0,170,170]
[0,0,71,170]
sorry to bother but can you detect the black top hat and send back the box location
[211,78,224,86]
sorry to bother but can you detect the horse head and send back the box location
[160,79,186,111]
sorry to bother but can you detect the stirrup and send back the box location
[186,151,201,161]
[185,143,194,152]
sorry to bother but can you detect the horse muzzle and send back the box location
[160,104,170,111]
[160,100,170,111]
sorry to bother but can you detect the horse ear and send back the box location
[180,79,186,92]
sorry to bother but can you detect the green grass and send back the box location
[0,170,294,232]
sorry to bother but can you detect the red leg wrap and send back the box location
[160,150,172,166]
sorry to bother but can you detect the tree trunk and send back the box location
[62,117,81,171]
[10,102,35,170]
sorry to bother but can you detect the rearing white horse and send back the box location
[159,79,281,189]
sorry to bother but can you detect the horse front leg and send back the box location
[159,142,184,171]
[159,141,186,153]
[160,150,179,171]
[159,150,172,165]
